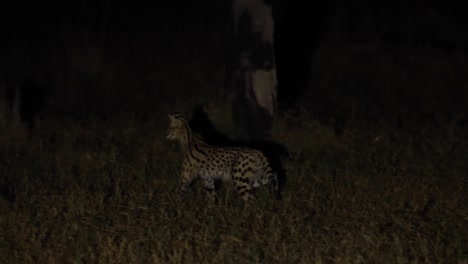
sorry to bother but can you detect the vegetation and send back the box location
[0,99,466,263]
[1,2,467,262]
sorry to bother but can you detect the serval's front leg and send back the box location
[179,161,197,198]
[203,178,218,204]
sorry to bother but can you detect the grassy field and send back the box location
[0,104,466,263]
[1,1,467,262]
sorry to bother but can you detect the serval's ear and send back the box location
[168,113,175,122]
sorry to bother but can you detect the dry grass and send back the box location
[0,107,467,264]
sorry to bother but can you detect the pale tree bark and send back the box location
[225,0,277,141]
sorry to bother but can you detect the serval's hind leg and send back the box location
[232,176,256,204]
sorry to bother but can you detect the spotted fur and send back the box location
[166,113,282,203]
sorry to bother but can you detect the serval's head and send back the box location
[166,113,189,141]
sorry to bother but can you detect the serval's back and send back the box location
[166,113,282,203]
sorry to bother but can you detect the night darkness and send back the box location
[1,0,467,121]
[1,1,468,262]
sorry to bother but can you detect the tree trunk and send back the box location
[225,0,277,141]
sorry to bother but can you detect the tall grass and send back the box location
[0,103,466,263]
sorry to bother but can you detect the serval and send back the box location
[166,113,282,203]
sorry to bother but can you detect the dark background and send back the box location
[1,0,467,124]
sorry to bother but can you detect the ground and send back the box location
[0,105,466,263]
